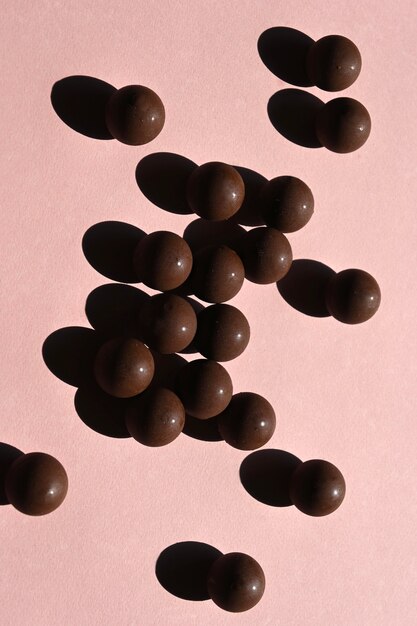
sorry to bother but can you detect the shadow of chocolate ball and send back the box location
[230,166,267,227]
[258,27,315,87]
[240,449,302,507]
[0,443,25,505]
[135,152,197,215]
[182,414,223,442]
[268,89,324,148]
[183,218,245,255]
[82,221,146,283]
[85,283,150,338]
[50,75,116,139]
[42,326,101,387]
[156,541,223,601]
[277,259,336,317]
[74,380,131,439]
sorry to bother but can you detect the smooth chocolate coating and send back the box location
[315,97,371,153]
[326,269,381,324]
[105,85,165,145]
[176,359,233,419]
[186,162,245,221]
[306,35,362,91]
[140,293,197,354]
[261,176,314,233]
[195,304,250,361]
[217,392,276,450]
[238,227,292,284]
[207,552,265,613]
[94,337,154,398]
[191,245,245,303]
[133,231,193,292]
[125,387,185,446]
[5,452,68,516]
[289,459,346,516]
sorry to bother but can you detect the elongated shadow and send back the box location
[183,218,245,255]
[258,27,314,86]
[156,541,223,601]
[42,327,101,387]
[74,381,131,438]
[51,75,116,139]
[231,166,267,227]
[0,443,25,505]
[240,449,302,507]
[268,89,324,148]
[85,283,150,339]
[82,221,146,283]
[136,152,197,215]
[182,415,223,442]
[277,259,335,317]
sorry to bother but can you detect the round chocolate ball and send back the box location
[125,387,185,446]
[261,176,314,233]
[207,552,265,613]
[133,231,193,292]
[195,304,250,362]
[217,392,276,450]
[105,85,165,145]
[186,162,245,221]
[289,459,346,516]
[176,359,233,419]
[140,293,197,354]
[315,97,371,153]
[94,337,154,398]
[325,268,381,324]
[5,452,68,516]
[238,227,292,284]
[191,245,245,303]
[307,35,362,92]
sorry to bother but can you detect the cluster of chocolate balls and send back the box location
[11,30,379,613]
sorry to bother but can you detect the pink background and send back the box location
[1,1,416,624]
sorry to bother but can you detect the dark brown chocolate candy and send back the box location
[125,387,185,446]
[133,231,193,292]
[315,97,371,153]
[186,162,245,221]
[207,552,265,612]
[94,337,154,398]
[217,392,276,450]
[191,245,245,303]
[176,359,233,419]
[5,452,68,516]
[195,304,250,362]
[105,85,165,145]
[289,459,346,516]
[238,227,292,284]
[261,176,314,233]
[140,293,197,354]
[306,35,362,92]
[325,268,381,324]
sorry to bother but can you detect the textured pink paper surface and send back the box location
[1,1,416,624]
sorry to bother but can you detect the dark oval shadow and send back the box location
[258,27,314,87]
[82,221,146,283]
[50,75,116,139]
[85,283,150,338]
[240,449,302,507]
[74,380,131,438]
[277,259,336,317]
[156,541,223,601]
[136,152,197,215]
[150,353,188,391]
[0,443,25,505]
[268,89,324,148]
[230,166,267,227]
[183,218,245,255]
[42,327,101,387]
[182,415,223,442]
